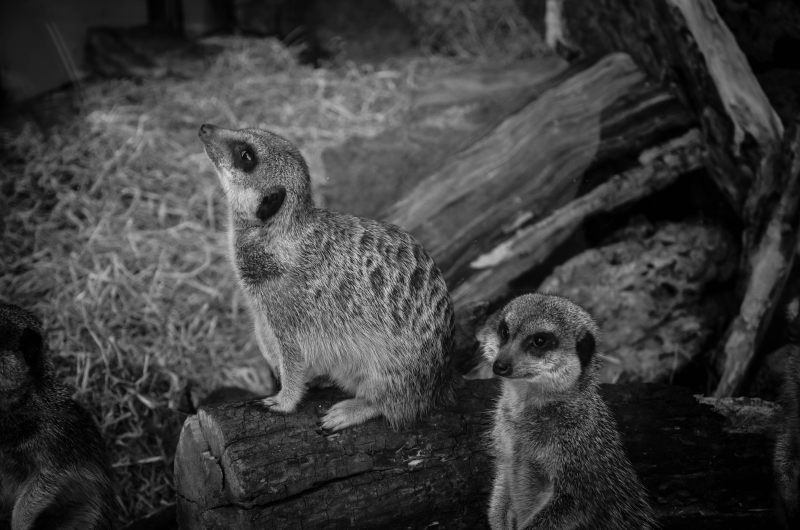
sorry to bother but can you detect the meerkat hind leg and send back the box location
[253,317,281,394]
[321,398,382,431]
[514,468,554,529]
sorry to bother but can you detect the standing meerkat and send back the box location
[478,293,655,529]
[0,304,115,530]
[198,124,456,431]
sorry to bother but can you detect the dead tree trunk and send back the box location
[515,0,783,213]
[452,129,704,312]
[715,121,800,396]
[175,381,777,529]
[383,52,694,292]
[321,55,571,218]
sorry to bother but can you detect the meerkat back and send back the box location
[0,304,116,530]
[477,293,655,529]
[199,124,457,431]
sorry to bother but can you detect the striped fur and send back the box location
[199,124,456,430]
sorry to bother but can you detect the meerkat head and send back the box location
[0,304,47,408]
[476,293,598,394]
[198,124,312,226]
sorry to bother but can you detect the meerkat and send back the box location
[0,303,116,530]
[775,297,800,528]
[478,293,655,529]
[198,124,456,431]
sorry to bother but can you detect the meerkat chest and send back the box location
[495,406,561,471]
[232,231,296,287]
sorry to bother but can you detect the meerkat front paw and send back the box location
[320,398,382,432]
[260,392,299,413]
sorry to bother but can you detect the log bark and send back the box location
[175,381,777,529]
[516,0,784,213]
[321,55,570,218]
[452,129,704,312]
[714,121,800,396]
[383,52,694,289]
[409,56,568,111]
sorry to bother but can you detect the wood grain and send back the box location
[176,381,777,529]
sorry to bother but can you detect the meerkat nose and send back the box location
[493,359,512,377]
[198,123,217,139]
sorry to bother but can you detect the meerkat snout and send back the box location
[492,358,512,377]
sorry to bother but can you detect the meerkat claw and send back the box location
[260,394,297,413]
[320,398,382,432]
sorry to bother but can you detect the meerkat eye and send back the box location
[498,320,509,343]
[233,143,257,171]
[529,332,557,350]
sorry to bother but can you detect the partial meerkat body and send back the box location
[775,298,800,528]
[0,304,115,530]
[478,294,655,529]
[198,124,456,431]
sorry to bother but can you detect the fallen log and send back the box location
[383,52,694,288]
[515,0,784,213]
[453,129,704,312]
[409,55,568,111]
[715,121,800,396]
[321,55,570,218]
[175,381,777,529]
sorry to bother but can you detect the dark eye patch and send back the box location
[232,142,257,172]
[525,332,558,352]
[498,320,509,344]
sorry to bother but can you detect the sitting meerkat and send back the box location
[198,124,457,431]
[478,293,655,529]
[0,303,115,530]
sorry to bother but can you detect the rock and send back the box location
[539,221,739,383]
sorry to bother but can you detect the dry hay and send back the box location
[393,0,542,58]
[0,7,540,521]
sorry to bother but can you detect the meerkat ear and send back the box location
[256,186,287,222]
[575,329,596,367]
